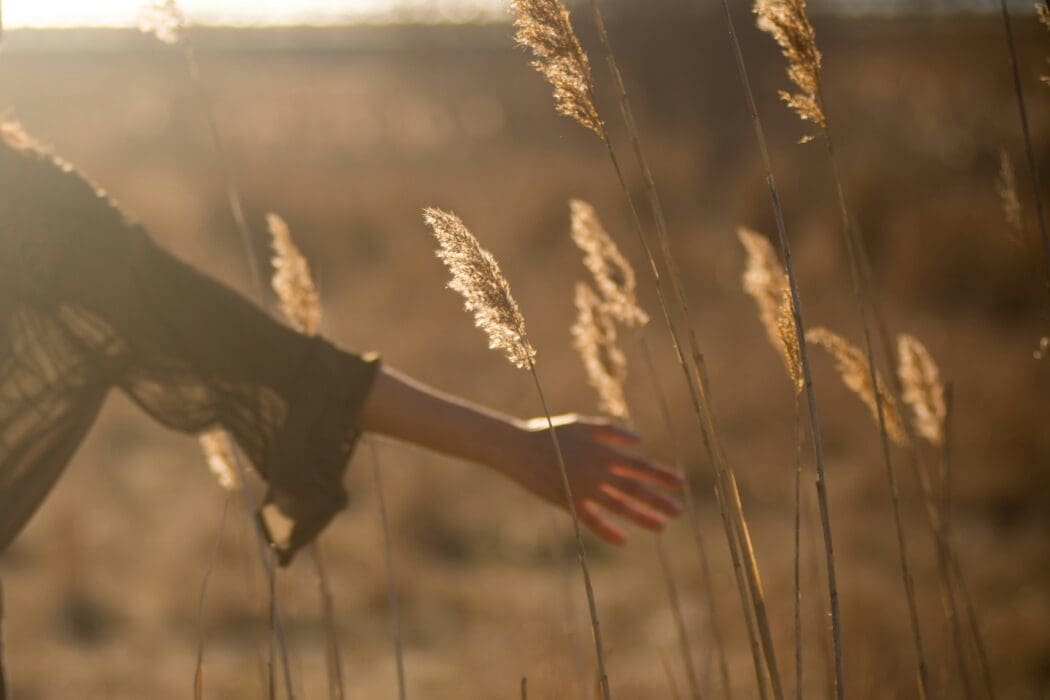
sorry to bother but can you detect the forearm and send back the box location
[359,365,526,469]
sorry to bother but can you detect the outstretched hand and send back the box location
[503,414,685,545]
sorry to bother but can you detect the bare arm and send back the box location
[360,365,683,545]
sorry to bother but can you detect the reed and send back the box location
[997,0,1050,306]
[424,207,611,700]
[756,1,936,695]
[367,440,407,700]
[140,7,298,696]
[512,2,783,694]
[714,3,845,686]
[736,228,805,700]
[997,149,1025,245]
[570,199,729,699]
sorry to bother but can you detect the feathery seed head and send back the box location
[510,0,607,139]
[268,213,322,336]
[199,430,241,492]
[754,0,826,141]
[570,199,649,329]
[807,327,909,446]
[138,0,185,45]
[572,283,630,421]
[425,208,537,369]
[997,148,1024,243]
[897,334,946,447]
[738,227,801,393]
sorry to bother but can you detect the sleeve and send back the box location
[0,124,380,564]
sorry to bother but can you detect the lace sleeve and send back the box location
[0,124,380,564]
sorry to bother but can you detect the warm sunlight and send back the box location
[2,0,501,27]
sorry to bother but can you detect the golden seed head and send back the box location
[572,283,630,421]
[570,199,649,329]
[897,334,946,447]
[997,148,1024,243]
[754,0,826,141]
[138,0,185,45]
[268,213,322,336]
[199,429,241,492]
[738,227,801,393]
[510,0,607,139]
[807,327,909,447]
[425,208,537,370]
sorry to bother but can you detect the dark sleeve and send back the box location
[0,125,380,564]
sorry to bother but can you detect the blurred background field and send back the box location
[0,4,1048,698]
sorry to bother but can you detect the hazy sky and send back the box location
[2,0,504,27]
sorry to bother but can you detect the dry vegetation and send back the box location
[0,6,1048,699]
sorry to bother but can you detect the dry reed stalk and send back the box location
[998,0,1050,306]
[193,495,231,700]
[571,273,698,696]
[367,439,406,700]
[140,6,300,696]
[637,334,732,700]
[756,4,942,693]
[577,3,788,694]
[1038,3,1050,87]
[513,0,780,693]
[997,149,1025,245]
[570,200,650,329]
[267,213,378,700]
[0,576,6,700]
[568,199,722,699]
[572,283,630,422]
[424,208,611,700]
[710,0,848,690]
[806,329,908,446]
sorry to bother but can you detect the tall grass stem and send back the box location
[368,439,406,700]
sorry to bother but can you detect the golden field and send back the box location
[0,11,1048,698]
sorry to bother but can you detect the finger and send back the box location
[607,477,683,517]
[606,450,684,489]
[579,500,628,546]
[595,487,668,532]
[585,420,641,447]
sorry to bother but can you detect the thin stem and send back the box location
[793,395,803,700]
[0,575,6,700]
[309,542,347,700]
[527,362,611,700]
[368,439,407,700]
[227,443,296,700]
[998,0,1050,308]
[661,650,685,700]
[584,4,783,695]
[194,494,231,700]
[711,3,844,694]
[815,90,929,699]
[521,677,528,700]
[657,535,704,700]
[638,334,732,700]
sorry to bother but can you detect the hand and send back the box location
[502,414,685,545]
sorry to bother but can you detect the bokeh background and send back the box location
[0,2,1048,698]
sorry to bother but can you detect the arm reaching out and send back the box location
[360,365,684,545]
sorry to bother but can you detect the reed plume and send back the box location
[424,208,537,369]
[997,149,1024,242]
[267,213,322,336]
[754,0,825,141]
[199,430,242,492]
[738,228,802,394]
[510,0,606,139]
[425,207,610,699]
[570,200,649,329]
[138,0,184,45]
[572,283,629,422]
[1037,3,1050,86]
[897,334,946,448]
[807,328,908,447]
